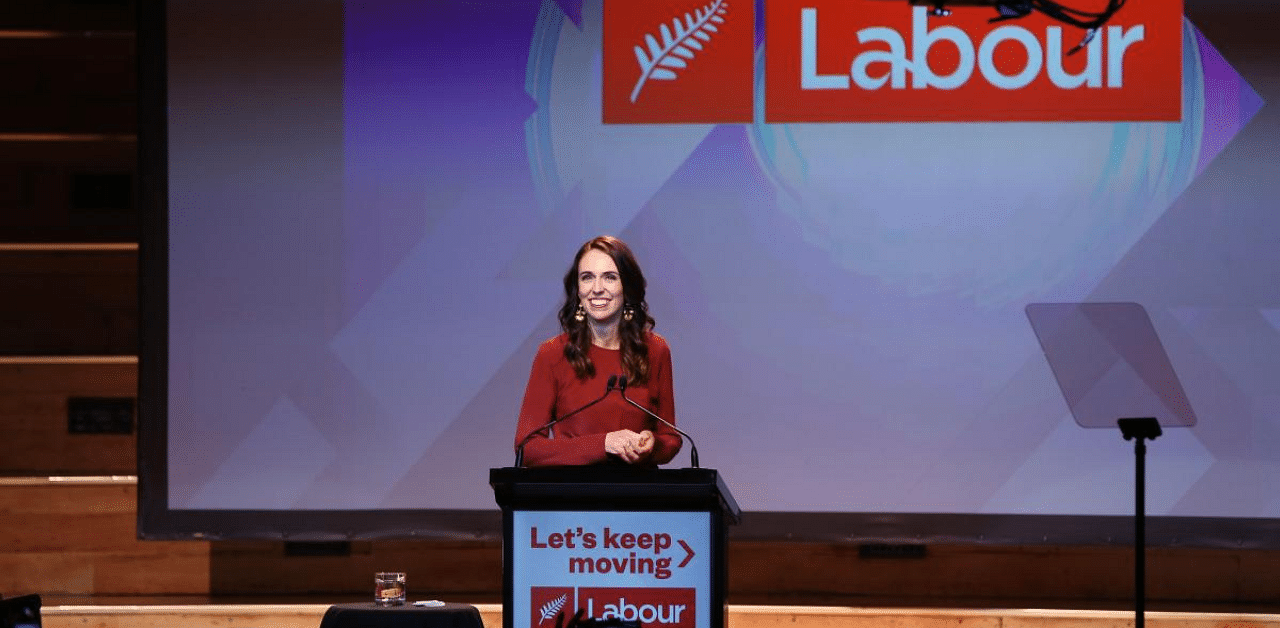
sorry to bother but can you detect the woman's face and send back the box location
[577,248,624,325]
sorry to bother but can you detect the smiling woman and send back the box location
[577,248,625,338]
[513,236,683,467]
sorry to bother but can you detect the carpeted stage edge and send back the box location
[40,604,1280,628]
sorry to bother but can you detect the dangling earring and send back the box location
[622,304,635,322]
[574,304,586,322]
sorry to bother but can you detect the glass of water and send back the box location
[374,572,406,606]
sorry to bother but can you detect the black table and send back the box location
[320,603,484,628]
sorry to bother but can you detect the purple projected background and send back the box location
[167,0,1278,521]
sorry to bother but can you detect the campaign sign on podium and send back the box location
[491,467,739,628]
[517,510,708,628]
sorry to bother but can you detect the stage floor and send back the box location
[39,603,1280,628]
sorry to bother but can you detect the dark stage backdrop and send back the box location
[139,0,1280,544]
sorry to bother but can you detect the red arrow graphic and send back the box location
[678,539,695,568]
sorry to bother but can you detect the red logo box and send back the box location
[530,587,576,628]
[603,0,755,123]
[577,587,696,628]
[765,0,1182,122]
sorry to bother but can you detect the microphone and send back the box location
[514,375,617,467]
[617,375,700,468]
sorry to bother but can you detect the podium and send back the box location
[490,467,740,628]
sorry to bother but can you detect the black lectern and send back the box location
[490,467,740,628]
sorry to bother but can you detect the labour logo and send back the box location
[577,587,696,628]
[603,0,755,123]
[765,0,1183,122]
[530,587,575,627]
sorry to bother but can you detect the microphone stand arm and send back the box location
[619,389,700,469]
[514,376,617,467]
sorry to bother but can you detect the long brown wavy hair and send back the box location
[558,235,656,383]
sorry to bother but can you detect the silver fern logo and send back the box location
[537,593,568,625]
[630,0,730,103]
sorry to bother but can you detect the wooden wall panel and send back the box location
[0,1,135,32]
[0,250,137,355]
[3,480,1280,609]
[0,138,137,243]
[0,37,135,135]
[42,605,334,628]
[1237,551,1280,601]
[209,540,503,599]
[0,480,210,596]
[726,542,1278,609]
[0,361,136,474]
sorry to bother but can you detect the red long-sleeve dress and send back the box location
[514,332,682,467]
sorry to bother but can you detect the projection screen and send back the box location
[139,0,1280,545]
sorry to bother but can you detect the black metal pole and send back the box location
[1135,435,1146,628]
[1118,417,1160,628]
